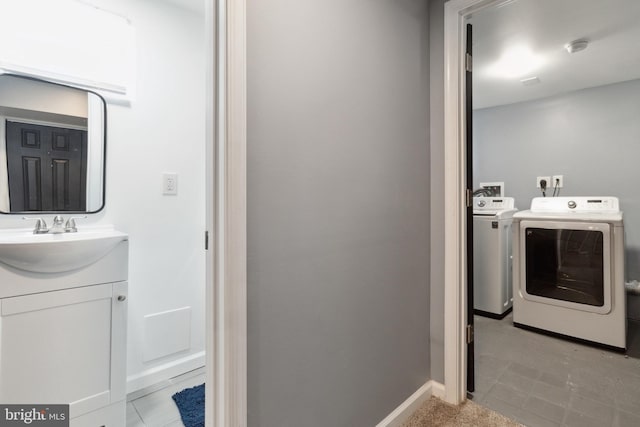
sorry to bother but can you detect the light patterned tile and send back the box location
[522,395,565,424]
[530,381,571,408]
[475,373,498,394]
[537,370,570,388]
[615,409,640,427]
[496,370,535,395]
[476,354,510,378]
[563,410,604,427]
[128,369,205,427]
[616,399,640,418]
[507,361,541,381]
[485,383,528,408]
[481,396,525,423]
[474,315,640,427]
[126,402,145,427]
[568,394,615,425]
[515,410,560,427]
[132,389,182,427]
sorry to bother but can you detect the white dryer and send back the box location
[512,197,626,350]
[473,197,517,318]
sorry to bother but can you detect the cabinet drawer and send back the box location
[1,283,112,316]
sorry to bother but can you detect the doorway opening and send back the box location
[445,0,640,424]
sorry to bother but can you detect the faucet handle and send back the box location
[22,216,49,234]
[64,216,87,233]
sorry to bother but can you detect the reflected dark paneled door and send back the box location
[6,121,87,212]
[466,23,475,394]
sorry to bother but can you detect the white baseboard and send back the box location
[376,380,445,427]
[126,351,205,394]
[431,380,445,399]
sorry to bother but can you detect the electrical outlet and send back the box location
[163,173,178,195]
[552,175,564,188]
[479,181,504,196]
[536,176,551,189]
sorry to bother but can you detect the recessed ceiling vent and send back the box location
[565,39,589,54]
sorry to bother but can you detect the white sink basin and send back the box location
[0,226,128,273]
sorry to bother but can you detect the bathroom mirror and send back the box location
[0,74,106,213]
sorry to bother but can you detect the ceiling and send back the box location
[155,0,640,109]
[470,0,640,109]
[160,0,203,13]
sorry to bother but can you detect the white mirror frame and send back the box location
[0,73,107,214]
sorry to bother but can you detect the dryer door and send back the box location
[519,220,612,314]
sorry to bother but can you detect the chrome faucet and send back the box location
[64,216,87,233]
[22,216,49,234]
[49,215,66,234]
[23,215,87,234]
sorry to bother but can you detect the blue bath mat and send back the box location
[172,383,205,427]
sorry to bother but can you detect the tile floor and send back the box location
[474,313,640,427]
[125,317,640,427]
[126,367,205,427]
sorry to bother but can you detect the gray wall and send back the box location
[429,0,446,384]
[247,1,431,426]
[474,79,640,288]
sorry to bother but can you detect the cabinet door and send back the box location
[0,283,124,419]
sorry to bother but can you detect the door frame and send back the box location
[205,0,247,426]
[442,0,508,405]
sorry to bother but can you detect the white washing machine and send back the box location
[473,197,517,318]
[512,197,626,350]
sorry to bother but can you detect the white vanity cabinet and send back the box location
[0,231,128,427]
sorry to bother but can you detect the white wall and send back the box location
[474,79,640,286]
[0,0,206,391]
[0,0,135,98]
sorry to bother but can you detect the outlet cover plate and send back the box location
[536,176,551,189]
[552,175,564,188]
[163,173,178,195]
[479,181,504,196]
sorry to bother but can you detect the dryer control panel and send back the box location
[474,197,515,211]
[530,197,619,213]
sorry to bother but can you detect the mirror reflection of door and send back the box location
[6,120,87,211]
